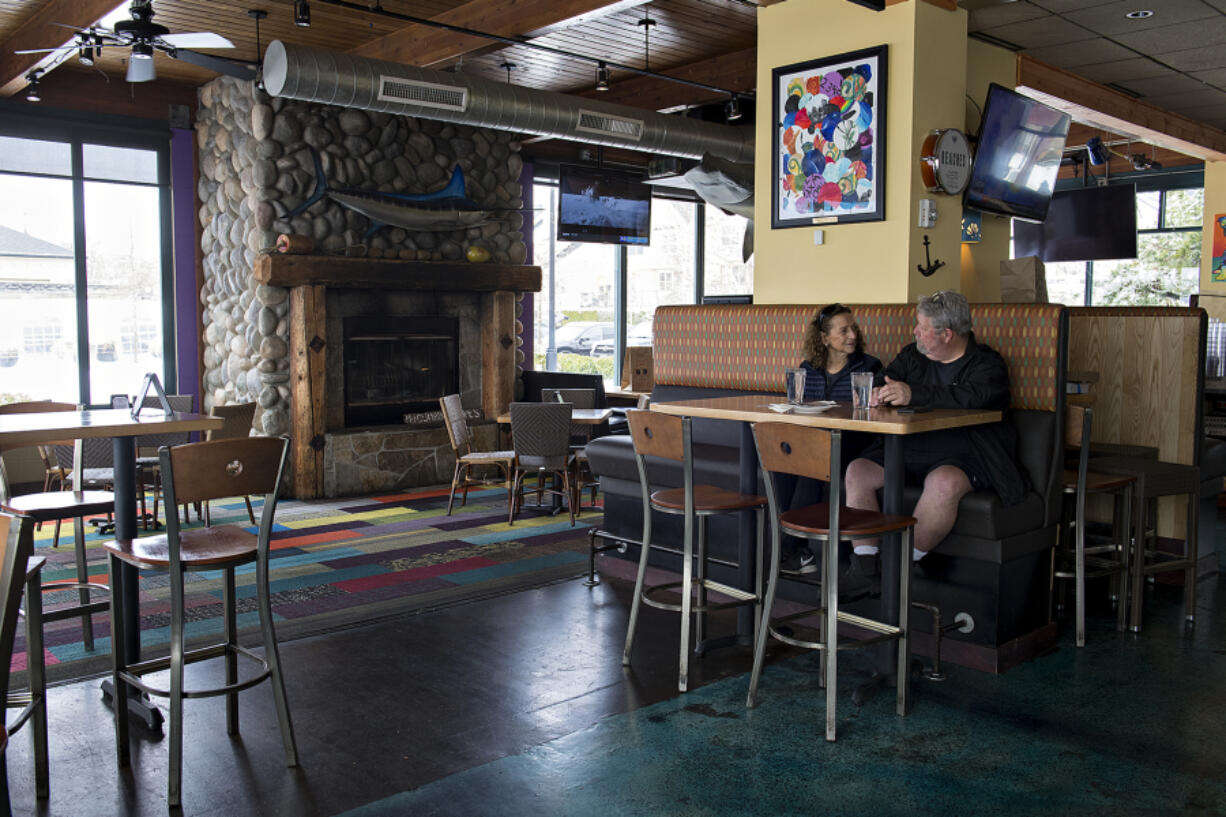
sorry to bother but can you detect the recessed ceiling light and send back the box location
[1125,10,1154,19]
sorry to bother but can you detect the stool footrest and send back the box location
[118,643,271,700]
[641,579,759,613]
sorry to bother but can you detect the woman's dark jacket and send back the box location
[799,350,881,403]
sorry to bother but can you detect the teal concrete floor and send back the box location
[344,573,1226,817]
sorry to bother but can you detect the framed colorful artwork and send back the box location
[771,45,887,229]
[1213,213,1226,283]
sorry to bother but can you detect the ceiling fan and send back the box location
[17,1,257,83]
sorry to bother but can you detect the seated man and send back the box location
[841,290,1026,599]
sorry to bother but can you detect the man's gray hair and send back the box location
[917,290,972,336]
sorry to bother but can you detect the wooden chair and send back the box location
[203,401,259,526]
[0,513,49,810]
[1055,405,1132,646]
[747,421,915,741]
[439,395,514,516]
[622,410,766,693]
[508,402,576,526]
[104,436,297,809]
[0,402,113,652]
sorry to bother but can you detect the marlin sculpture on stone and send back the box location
[287,147,498,236]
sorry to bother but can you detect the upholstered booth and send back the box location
[586,302,1068,672]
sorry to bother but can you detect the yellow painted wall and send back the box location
[1200,161,1226,321]
[753,0,968,305]
[960,39,1016,303]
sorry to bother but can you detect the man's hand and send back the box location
[873,376,912,407]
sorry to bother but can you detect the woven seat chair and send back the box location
[0,401,112,652]
[542,387,600,508]
[440,395,514,516]
[104,436,297,809]
[129,394,197,530]
[747,421,915,742]
[507,402,577,526]
[622,409,766,693]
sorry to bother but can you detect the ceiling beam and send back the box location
[1017,55,1226,163]
[0,0,120,98]
[349,0,649,69]
[572,47,757,112]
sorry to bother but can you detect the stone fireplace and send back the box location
[340,314,460,427]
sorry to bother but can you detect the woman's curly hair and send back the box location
[801,303,865,370]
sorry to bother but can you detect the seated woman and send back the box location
[781,303,882,573]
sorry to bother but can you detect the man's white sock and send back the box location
[913,547,927,562]
[854,545,878,556]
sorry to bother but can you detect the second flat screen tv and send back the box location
[964,83,1072,223]
[557,165,652,246]
[1013,184,1138,262]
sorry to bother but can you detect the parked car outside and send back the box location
[589,319,653,358]
[552,321,615,356]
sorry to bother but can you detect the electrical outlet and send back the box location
[813,230,824,245]
[918,198,938,228]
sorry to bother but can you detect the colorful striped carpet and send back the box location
[15,485,601,683]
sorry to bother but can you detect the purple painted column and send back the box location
[170,128,200,405]
[520,160,535,370]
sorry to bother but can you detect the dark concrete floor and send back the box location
[6,554,1226,816]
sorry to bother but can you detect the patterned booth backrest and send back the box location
[653,303,1067,412]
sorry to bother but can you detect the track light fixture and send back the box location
[295,0,311,27]
[725,94,742,122]
[595,61,610,92]
[25,70,42,103]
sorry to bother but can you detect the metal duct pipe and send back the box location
[263,41,754,164]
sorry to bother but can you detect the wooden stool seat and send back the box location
[1061,469,1135,493]
[2,490,114,522]
[781,503,917,537]
[650,485,766,513]
[104,525,257,570]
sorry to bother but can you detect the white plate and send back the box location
[791,402,838,414]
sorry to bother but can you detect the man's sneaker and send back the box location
[780,545,818,575]
[838,553,881,602]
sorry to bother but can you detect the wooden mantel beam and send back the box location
[254,254,542,293]
[1017,55,1226,162]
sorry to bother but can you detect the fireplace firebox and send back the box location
[343,315,459,427]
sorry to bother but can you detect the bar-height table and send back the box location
[0,407,223,728]
[650,396,1002,701]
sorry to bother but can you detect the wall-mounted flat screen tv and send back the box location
[1013,184,1138,262]
[557,165,652,246]
[964,83,1072,223]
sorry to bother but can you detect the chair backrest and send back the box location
[1066,405,1092,504]
[160,437,288,559]
[136,394,196,449]
[627,409,685,462]
[541,388,596,409]
[207,401,257,442]
[0,402,81,498]
[521,370,608,407]
[439,394,471,455]
[0,513,32,711]
[752,422,834,483]
[509,402,572,468]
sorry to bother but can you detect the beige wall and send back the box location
[1200,161,1226,321]
[753,0,970,305]
[960,39,1017,303]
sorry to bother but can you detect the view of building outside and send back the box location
[0,136,165,406]
[704,205,754,296]
[625,197,697,354]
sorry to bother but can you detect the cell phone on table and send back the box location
[897,406,931,414]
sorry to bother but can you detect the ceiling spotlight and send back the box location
[1125,9,1154,19]
[131,41,153,60]
[1129,153,1161,171]
[725,94,742,122]
[294,0,311,27]
[595,61,610,92]
[25,70,42,103]
[127,46,157,82]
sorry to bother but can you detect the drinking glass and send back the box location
[785,367,807,405]
[851,371,874,408]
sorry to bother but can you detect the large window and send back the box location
[1033,181,1202,307]
[532,176,754,378]
[0,131,170,406]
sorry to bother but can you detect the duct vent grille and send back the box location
[575,110,644,141]
[378,76,469,111]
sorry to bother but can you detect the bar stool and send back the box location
[622,409,766,693]
[1056,405,1132,646]
[747,421,916,742]
[1090,454,1200,631]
